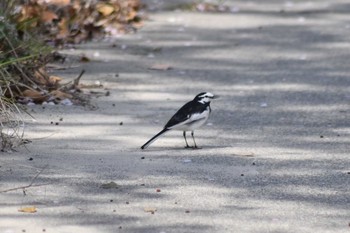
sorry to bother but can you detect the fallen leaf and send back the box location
[34,67,50,85]
[100,181,120,189]
[22,89,48,103]
[149,64,173,71]
[46,0,70,6]
[126,10,137,21]
[233,153,255,157]
[57,18,69,39]
[97,3,115,16]
[18,206,37,213]
[80,55,91,62]
[50,90,73,100]
[41,10,58,23]
[144,207,157,214]
[48,75,62,85]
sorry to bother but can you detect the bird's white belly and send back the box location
[172,109,210,131]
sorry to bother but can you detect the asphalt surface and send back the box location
[1,0,349,232]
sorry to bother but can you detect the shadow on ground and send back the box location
[1,2,349,232]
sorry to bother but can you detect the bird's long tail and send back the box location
[141,128,169,149]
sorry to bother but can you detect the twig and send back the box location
[0,164,49,193]
[29,164,48,187]
[73,69,85,87]
[0,183,51,194]
[58,69,85,91]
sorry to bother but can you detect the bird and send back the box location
[141,92,218,149]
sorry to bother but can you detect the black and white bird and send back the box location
[141,92,218,149]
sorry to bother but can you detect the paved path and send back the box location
[1,1,349,232]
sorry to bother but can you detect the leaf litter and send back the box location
[1,0,144,109]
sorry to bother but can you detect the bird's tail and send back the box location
[141,128,169,149]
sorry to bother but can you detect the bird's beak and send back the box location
[212,95,219,99]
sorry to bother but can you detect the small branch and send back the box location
[29,164,48,187]
[74,69,85,87]
[58,69,85,91]
[0,164,49,193]
[0,183,51,193]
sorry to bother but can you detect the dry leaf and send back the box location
[22,89,48,102]
[126,10,137,21]
[132,21,144,29]
[100,182,120,189]
[15,0,143,45]
[41,10,58,23]
[50,90,73,100]
[97,3,115,16]
[80,55,91,62]
[144,207,157,214]
[19,6,39,26]
[34,67,49,85]
[48,75,62,85]
[57,18,69,39]
[18,206,37,213]
[149,64,173,71]
[46,0,70,6]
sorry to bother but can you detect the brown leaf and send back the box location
[50,90,73,100]
[41,10,58,23]
[18,206,37,213]
[80,55,91,63]
[97,3,115,16]
[45,0,70,6]
[132,21,144,29]
[48,75,62,85]
[57,18,69,39]
[149,64,173,71]
[34,67,50,85]
[22,90,48,103]
[126,10,137,21]
[144,207,157,214]
[19,5,40,26]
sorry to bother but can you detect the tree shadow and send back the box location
[1,2,350,232]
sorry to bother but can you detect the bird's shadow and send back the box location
[139,145,226,152]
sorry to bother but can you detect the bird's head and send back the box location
[194,92,219,104]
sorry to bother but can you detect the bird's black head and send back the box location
[194,92,218,104]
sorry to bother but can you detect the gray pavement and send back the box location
[1,0,349,232]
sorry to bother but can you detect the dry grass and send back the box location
[0,94,26,152]
[0,0,143,151]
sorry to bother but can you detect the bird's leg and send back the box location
[191,131,201,149]
[183,131,190,148]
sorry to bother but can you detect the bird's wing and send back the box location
[165,101,208,129]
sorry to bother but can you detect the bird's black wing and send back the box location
[164,101,209,129]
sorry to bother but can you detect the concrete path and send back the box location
[1,0,349,232]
